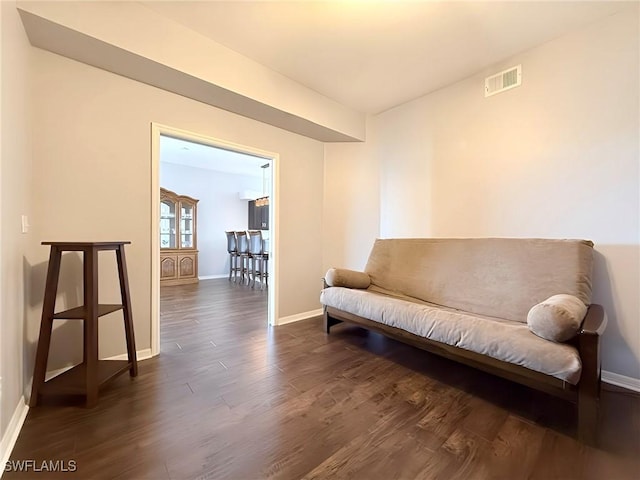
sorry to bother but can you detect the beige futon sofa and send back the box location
[320,238,606,444]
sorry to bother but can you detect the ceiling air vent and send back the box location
[485,65,521,97]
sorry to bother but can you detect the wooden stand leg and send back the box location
[116,245,138,377]
[29,246,62,407]
[84,248,99,408]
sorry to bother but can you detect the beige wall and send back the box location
[25,47,325,375]
[373,10,639,379]
[1,0,32,438]
[323,118,380,272]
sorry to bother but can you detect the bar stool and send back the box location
[225,231,239,281]
[30,242,138,408]
[248,230,269,290]
[234,231,251,285]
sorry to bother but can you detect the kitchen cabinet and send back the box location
[248,199,269,230]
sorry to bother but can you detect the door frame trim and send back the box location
[151,123,279,357]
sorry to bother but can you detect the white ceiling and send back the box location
[142,1,631,114]
[160,135,270,177]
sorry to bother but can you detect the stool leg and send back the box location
[232,254,238,283]
[250,256,256,288]
[84,247,99,408]
[116,244,138,377]
[236,256,240,284]
[30,246,62,407]
[264,257,268,289]
[255,257,260,288]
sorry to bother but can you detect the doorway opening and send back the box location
[151,124,278,356]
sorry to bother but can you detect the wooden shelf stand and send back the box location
[30,242,138,407]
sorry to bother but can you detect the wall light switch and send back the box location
[21,215,29,234]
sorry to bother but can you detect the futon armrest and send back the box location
[324,268,371,289]
[576,303,605,444]
[579,304,607,336]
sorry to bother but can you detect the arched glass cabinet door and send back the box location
[180,202,194,248]
[160,199,177,249]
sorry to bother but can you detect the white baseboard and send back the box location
[602,370,640,393]
[106,348,153,362]
[277,308,324,325]
[199,274,228,280]
[0,396,29,477]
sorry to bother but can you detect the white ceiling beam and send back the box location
[17,1,365,142]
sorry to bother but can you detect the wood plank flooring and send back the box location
[6,279,639,479]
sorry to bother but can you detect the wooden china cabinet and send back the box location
[160,188,199,285]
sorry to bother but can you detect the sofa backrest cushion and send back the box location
[364,238,594,323]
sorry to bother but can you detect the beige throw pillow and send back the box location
[325,268,371,289]
[527,294,588,342]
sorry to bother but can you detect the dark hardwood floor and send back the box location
[6,279,639,479]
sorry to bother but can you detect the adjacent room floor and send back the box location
[6,279,639,479]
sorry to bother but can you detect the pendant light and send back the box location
[256,162,270,207]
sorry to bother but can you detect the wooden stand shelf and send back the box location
[53,304,124,320]
[30,242,138,408]
[39,361,131,396]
